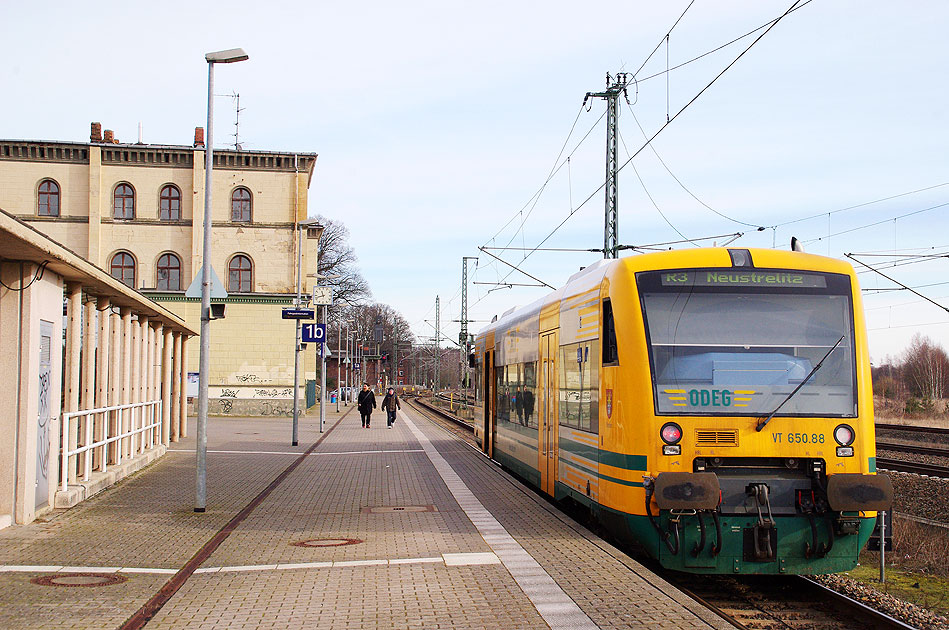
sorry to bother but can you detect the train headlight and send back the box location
[833,424,855,446]
[660,422,682,445]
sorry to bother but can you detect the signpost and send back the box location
[282,308,315,320]
[302,323,326,344]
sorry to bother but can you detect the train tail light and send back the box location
[833,424,855,446]
[661,422,682,455]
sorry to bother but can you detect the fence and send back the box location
[60,400,162,493]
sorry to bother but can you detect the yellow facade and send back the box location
[0,128,321,395]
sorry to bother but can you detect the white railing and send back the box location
[60,400,162,493]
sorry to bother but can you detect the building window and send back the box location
[159,184,181,221]
[231,187,252,222]
[113,183,135,219]
[37,179,60,216]
[110,252,136,288]
[228,254,252,293]
[156,253,182,290]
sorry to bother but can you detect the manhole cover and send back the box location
[291,538,363,548]
[362,505,437,514]
[31,573,128,587]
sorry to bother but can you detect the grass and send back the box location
[847,560,949,617]
[842,518,949,617]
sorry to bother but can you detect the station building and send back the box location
[0,124,321,415]
[0,208,196,525]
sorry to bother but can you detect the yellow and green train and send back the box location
[471,247,892,574]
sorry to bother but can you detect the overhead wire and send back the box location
[626,101,764,229]
[505,0,806,273]
[801,200,949,246]
[617,127,696,244]
[470,0,807,314]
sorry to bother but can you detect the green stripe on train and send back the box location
[561,458,644,488]
[558,438,647,471]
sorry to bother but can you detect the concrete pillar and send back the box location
[179,337,189,439]
[64,283,82,484]
[161,328,172,446]
[129,315,141,458]
[94,297,111,471]
[145,320,156,450]
[110,308,124,465]
[171,333,182,442]
[80,298,96,474]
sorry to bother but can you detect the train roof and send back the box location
[476,247,857,338]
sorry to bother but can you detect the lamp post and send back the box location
[292,219,324,446]
[196,47,248,514]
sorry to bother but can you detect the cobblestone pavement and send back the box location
[0,404,731,629]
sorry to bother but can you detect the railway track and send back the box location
[666,573,917,630]
[876,441,949,458]
[407,399,924,630]
[877,457,949,478]
[876,423,949,436]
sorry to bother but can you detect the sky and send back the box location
[2,1,948,364]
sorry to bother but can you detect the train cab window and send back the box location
[602,299,619,365]
[638,269,857,418]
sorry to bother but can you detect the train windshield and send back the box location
[637,268,857,417]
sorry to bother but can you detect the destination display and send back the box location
[660,270,827,289]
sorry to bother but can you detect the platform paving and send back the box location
[0,403,731,629]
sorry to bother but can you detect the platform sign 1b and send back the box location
[301,323,325,344]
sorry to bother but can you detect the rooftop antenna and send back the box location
[213,91,245,150]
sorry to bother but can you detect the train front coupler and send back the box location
[647,472,722,557]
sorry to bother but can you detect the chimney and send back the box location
[90,122,102,143]
[194,127,205,148]
[103,129,114,143]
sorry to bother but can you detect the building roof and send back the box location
[0,207,196,335]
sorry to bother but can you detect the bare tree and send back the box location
[314,215,371,306]
[901,333,949,400]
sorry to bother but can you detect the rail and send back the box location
[877,457,949,478]
[876,423,949,436]
[876,441,949,458]
[60,400,162,493]
[408,396,474,433]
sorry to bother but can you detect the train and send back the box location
[471,247,892,574]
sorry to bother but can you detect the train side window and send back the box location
[603,299,619,365]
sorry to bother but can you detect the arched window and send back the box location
[37,179,60,216]
[231,187,252,222]
[228,254,252,293]
[113,183,135,219]
[156,253,182,290]
[110,252,136,288]
[159,184,181,221]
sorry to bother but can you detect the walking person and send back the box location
[357,383,376,428]
[381,387,400,428]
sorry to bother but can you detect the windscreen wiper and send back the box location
[755,335,846,432]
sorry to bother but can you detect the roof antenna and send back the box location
[791,236,805,252]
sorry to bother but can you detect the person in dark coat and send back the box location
[357,383,376,428]
[381,387,400,428]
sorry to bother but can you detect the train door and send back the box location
[540,331,559,496]
[483,349,495,457]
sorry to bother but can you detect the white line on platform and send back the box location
[167,449,424,456]
[0,553,499,576]
[399,410,599,630]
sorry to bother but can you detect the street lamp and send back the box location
[292,218,324,446]
[196,47,248,514]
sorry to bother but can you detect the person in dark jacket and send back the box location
[381,387,400,428]
[357,383,376,428]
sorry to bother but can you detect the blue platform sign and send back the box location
[301,323,326,343]
[282,308,315,320]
